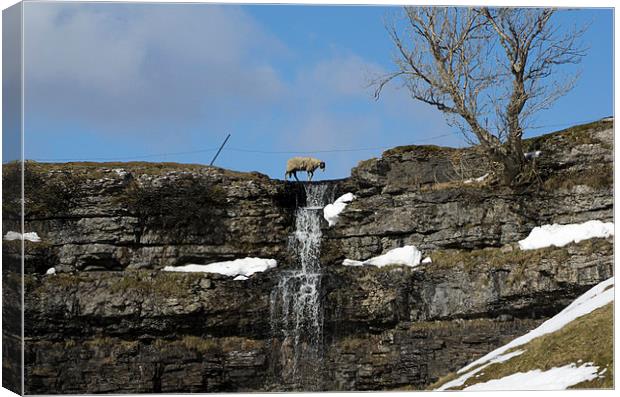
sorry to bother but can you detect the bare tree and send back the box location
[374,7,587,184]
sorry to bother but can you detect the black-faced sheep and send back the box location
[285,157,326,181]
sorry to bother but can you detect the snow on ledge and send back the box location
[457,277,614,375]
[162,258,277,278]
[323,193,356,227]
[3,231,41,242]
[518,220,614,250]
[436,350,525,391]
[464,173,489,184]
[524,150,542,160]
[463,363,599,391]
[343,245,422,268]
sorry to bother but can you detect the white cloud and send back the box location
[300,53,382,98]
[24,2,287,134]
[22,2,458,177]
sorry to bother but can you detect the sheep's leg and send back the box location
[293,171,299,182]
[308,171,313,181]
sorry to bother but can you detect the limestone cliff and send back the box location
[2,118,613,393]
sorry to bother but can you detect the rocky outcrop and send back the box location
[323,119,613,263]
[22,238,612,393]
[5,119,613,393]
[9,164,305,273]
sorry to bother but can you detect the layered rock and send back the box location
[22,238,612,393]
[7,119,614,393]
[323,119,613,263]
[11,163,304,273]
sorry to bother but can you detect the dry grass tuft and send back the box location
[431,303,613,390]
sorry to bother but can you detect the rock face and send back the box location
[4,119,613,393]
[323,119,613,262]
[14,164,304,273]
[22,239,612,393]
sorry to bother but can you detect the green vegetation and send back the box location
[432,303,613,390]
[429,238,611,273]
[337,336,370,352]
[554,119,613,146]
[107,271,205,297]
[524,118,613,149]
[25,269,212,299]
[26,272,96,295]
[383,144,455,157]
[2,161,86,219]
[375,118,612,193]
[157,335,220,353]
[419,178,493,192]
[29,161,265,179]
[430,244,560,272]
[50,334,263,358]
[154,335,263,354]
[543,165,613,191]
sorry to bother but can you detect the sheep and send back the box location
[285,157,326,181]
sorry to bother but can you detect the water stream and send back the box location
[270,183,332,390]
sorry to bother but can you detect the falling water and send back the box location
[270,183,331,390]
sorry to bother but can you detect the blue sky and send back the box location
[16,2,613,179]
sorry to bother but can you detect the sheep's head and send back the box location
[319,161,326,171]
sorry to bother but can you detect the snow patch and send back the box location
[323,193,356,227]
[233,275,249,281]
[457,277,614,375]
[343,246,422,268]
[162,258,277,278]
[464,173,489,184]
[436,350,525,391]
[464,363,599,391]
[45,268,56,275]
[421,256,432,264]
[524,150,542,160]
[3,231,41,242]
[518,220,614,250]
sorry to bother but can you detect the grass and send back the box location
[337,336,370,352]
[432,302,613,390]
[154,335,263,354]
[430,244,561,272]
[383,144,455,157]
[26,271,206,299]
[525,118,613,149]
[419,176,494,192]
[428,238,612,288]
[20,160,267,179]
[107,271,205,297]
[84,337,139,349]
[25,272,95,296]
[431,238,612,271]
[543,166,613,191]
[557,119,614,145]
[376,118,612,193]
[39,335,263,365]
[2,161,86,219]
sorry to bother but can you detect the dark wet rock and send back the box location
[23,239,612,393]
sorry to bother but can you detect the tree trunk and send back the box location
[500,141,525,185]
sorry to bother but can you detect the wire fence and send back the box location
[27,117,611,163]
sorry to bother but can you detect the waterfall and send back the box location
[270,183,331,390]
